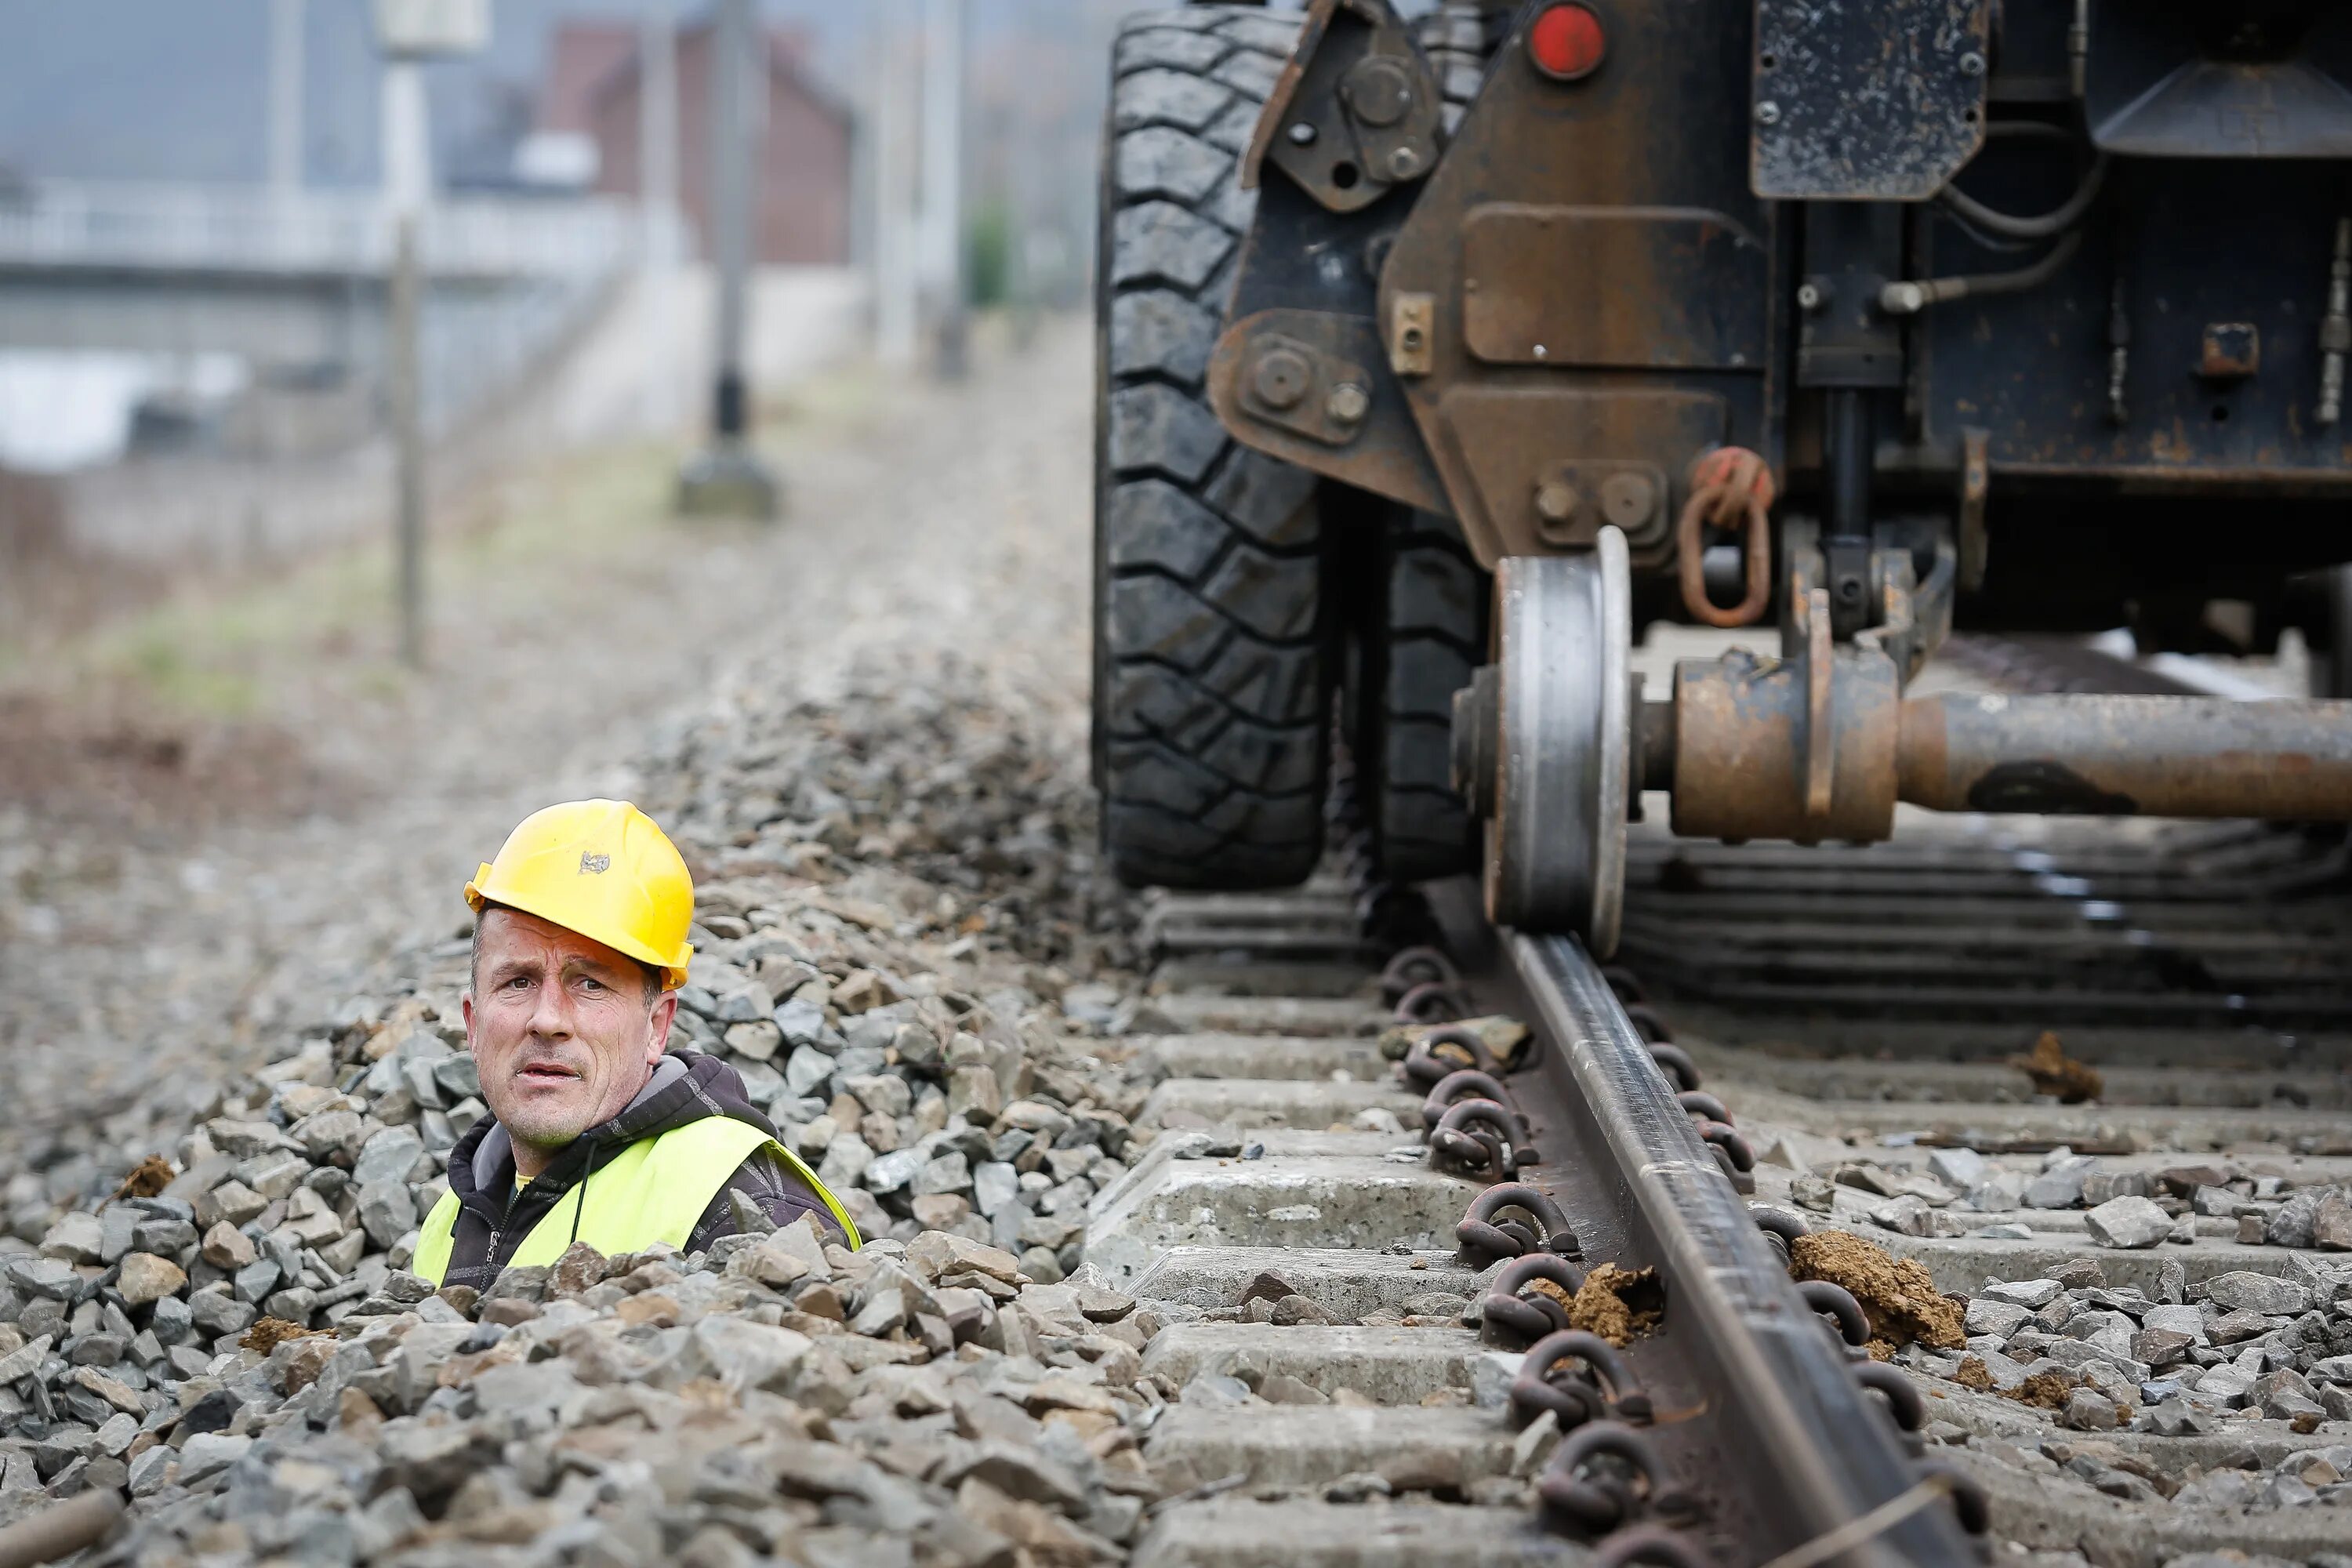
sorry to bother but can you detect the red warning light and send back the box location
[1527,3,1606,82]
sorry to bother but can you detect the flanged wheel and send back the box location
[1482,528,1632,954]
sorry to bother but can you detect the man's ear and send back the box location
[646,993,678,1062]
[461,991,477,1053]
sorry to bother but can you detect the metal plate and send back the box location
[1461,205,1769,369]
[1750,0,1990,201]
[1485,530,1631,953]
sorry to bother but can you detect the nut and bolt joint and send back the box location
[1958,51,1986,77]
[1286,122,1318,147]
[1326,382,1370,425]
[1252,347,1312,409]
[1755,100,1781,126]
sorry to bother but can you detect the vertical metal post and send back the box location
[675,0,779,517]
[380,53,432,667]
[639,0,680,265]
[390,215,424,669]
[269,0,306,196]
[712,0,753,440]
[921,0,968,379]
[873,4,919,368]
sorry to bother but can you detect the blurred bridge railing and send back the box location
[0,180,640,281]
[0,180,668,443]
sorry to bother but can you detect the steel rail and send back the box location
[1457,908,1979,1568]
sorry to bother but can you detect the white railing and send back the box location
[0,180,641,278]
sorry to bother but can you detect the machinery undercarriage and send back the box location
[1094,0,2352,950]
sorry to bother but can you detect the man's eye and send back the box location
[503,975,532,991]
[580,977,605,993]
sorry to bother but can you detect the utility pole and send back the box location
[873,5,919,368]
[380,53,430,670]
[677,0,780,517]
[920,0,969,379]
[268,0,305,198]
[372,0,486,668]
[638,0,680,266]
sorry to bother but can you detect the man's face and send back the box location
[463,908,676,1158]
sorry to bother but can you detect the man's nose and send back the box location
[525,980,575,1039]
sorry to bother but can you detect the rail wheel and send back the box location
[1092,5,1330,890]
[1481,531,1633,955]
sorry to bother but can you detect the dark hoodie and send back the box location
[436,1050,840,1293]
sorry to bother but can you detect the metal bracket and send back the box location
[1244,0,1443,214]
[1231,327,1377,448]
[1957,427,1989,593]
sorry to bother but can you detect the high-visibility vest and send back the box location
[411,1117,860,1287]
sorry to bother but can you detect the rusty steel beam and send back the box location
[1897,691,2352,819]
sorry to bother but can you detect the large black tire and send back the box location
[2309,565,2352,699]
[1093,6,1333,890]
[1359,507,1489,883]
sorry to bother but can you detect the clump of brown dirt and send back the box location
[1567,1263,1664,1347]
[1953,1355,1995,1392]
[111,1154,175,1200]
[2010,1031,2102,1104]
[1521,1276,1575,1314]
[241,1316,320,1353]
[1789,1232,1965,1351]
[2002,1370,2083,1410]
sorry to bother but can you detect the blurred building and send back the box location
[524,20,852,267]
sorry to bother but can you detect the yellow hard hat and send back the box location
[464,800,695,990]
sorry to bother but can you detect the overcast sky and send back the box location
[0,1,1152,188]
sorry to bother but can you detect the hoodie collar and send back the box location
[448,1050,776,1209]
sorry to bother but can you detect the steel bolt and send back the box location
[1253,347,1312,409]
[1795,282,1824,311]
[1534,479,1581,525]
[1287,122,1318,147]
[1388,144,1423,180]
[1755,100,1780,126]
[1343,56,1414,127]
[1326,382,1370,425]
[1958,51,1986,77]
[1599,471,1658,529]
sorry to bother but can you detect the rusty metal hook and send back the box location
[1675,1091,1732,1125]
[1403,1024,1498,1088]
[1646,1043,1703,1094]
[1915,1459,1991,1536]
[1379,945,1461,1004]
[1511,1329,1653,1429]
[1539,1421,1688,1536]
[1853,1362,1927,1455]
[1432,1098,1523,1177]
[1394,978,1470,1024]
[1748,1205,1809,1269]
[1676,453,1773,629]
[1421,1068,1518,1131]
[1481,1253,1588,1348]
[1457,1182,1579,1268]
[1602,965,1648,1004]
[1798,1279,1871,1348]
[1624,1004,1675,1044]
[1696,1122,1753,1174]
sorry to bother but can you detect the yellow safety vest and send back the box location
[411,1116,860,1287]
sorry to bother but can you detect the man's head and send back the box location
[458,800,696,1167]
[464,904,677,1155]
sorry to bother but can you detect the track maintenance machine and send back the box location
[1094,0,2352,953]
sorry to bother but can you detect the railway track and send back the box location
[1082,648,2352,1568]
